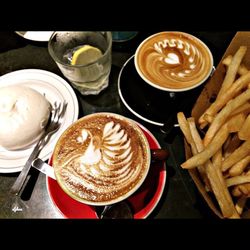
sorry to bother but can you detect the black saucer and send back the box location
[118,55,203,127]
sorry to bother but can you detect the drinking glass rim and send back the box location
[48,31,112,68]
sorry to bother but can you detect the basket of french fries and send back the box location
[178,32,250,218]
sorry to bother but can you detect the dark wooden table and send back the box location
[0,31,236,218]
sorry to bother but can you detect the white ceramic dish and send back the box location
[15,31,54,42]
[0,69,79,173]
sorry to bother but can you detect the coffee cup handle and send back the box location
[151,149,169,162]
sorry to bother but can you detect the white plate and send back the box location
[0,69,79,173]
[15,31,54,42]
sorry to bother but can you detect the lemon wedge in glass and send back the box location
[71,45,103,66]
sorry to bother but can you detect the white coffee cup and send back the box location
[134,31,214,92]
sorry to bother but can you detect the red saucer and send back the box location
[46,123,167,218]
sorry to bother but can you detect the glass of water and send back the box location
[48,31,112,95]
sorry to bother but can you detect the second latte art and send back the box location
[135,31,213,91]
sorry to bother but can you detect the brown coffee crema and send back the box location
[136,32,213,90]
[53,113,150,205]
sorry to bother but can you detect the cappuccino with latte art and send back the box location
[52,113,151,206]
[135,31,213,91]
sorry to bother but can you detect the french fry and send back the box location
[226,112,246,133]
[232,183,250,197]
[205,160,239,218]
[178,46,250,218]
[222,55,232,65]
[199,121,209,130]
[222,55,249,76]
[231,169,250,196]
[181,123,229,169]
[209,147,239,216]
[179,113,239,218]
[231,102,250,116]
[203,113,214,124]
[198,71,250,130]
[212,148,222,170]
[229,155,250,177]
[238,113,250,140]
[217,46,247,98]
[203,88,250,146]
[187,117,210,189]
[226,175,250,187]
[177,112,193,145]
[222,140,250,172]
[177,113,210,188]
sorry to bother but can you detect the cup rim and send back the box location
[48,31,112,68]
[134,31,214,92]
[52,112,152,206]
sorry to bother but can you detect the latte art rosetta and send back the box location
[77,121,133,173]
[153,38,203,78]
[53,114,149,205]
[136,32,213,90]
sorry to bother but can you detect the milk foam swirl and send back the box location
[53,114,149,204]
[136,32,213,90]
[77,121,133,169]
